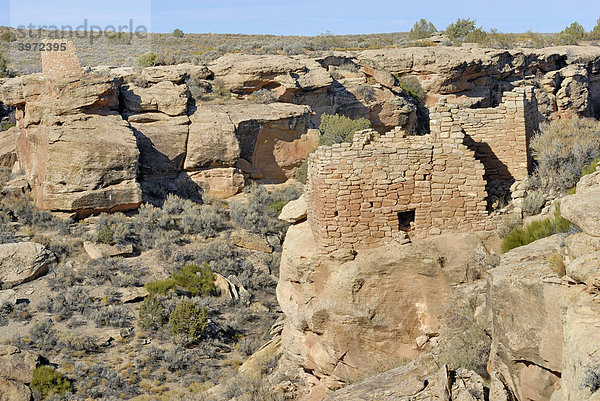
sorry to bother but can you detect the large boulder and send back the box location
[209,54,332,98]
[279,194,308,223]
[122,81,188,117]
[0,379,32,401]
[277,222,496,393]
[487,234,570,401]
[558,292,600,401]
[16,114,142,215]
[11,75,119,126]
[187,168,245,199]
[186,103,316,182]
[0,346,39,401]
[0,346,40,383]
[0,242,55,289]
[566,251,600,288]
[2,74,143,215]
[140,63,212,84]
[184,106,240,169]
[128,112,190,176]
[562,191,600,237]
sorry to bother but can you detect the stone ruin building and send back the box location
[306,87,538,252]
[40,40,82,79]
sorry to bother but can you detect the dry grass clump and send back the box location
[529,116,600,195]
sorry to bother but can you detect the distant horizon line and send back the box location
[0,26,563,37]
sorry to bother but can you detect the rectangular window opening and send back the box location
[398,210,415,232]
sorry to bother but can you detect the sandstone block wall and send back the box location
[41,41,82,79]
[306,128,489,252]
[430,88,535,197]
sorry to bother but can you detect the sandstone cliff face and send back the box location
[1,74,142,216]
[277,221,496,398]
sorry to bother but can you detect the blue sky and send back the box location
[1,0,599,35]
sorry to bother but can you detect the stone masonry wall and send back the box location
[41,41,82,79]
[306,127,489,252]
[430,87,535,198]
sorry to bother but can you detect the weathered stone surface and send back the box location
[0,378,32,401]
[562,191,600,236]
[327,362,486,401]
[185,106,240,169]
[128,113,190,176]
[0,242,55,289]
[209,54,332,97]
[0,128,17,169]
[558,292,600,401]
[566,251,600,288]
[0,346,39,383]
[565,232,600,260]
[576,169,600,193]
[0,290,17,306]
[83,241,134,260]
[230,230,273,253]
[279,194,308,223]
[16,114,142,215]
[122,81,188,116]
[187,168,245,199]
[140,63,212,84]
[488,234,569,401]
[277,222,495,392]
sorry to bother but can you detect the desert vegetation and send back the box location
[0,173,302,399]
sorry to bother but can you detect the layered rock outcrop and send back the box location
[0,74,142,216]
[358,46,600,120]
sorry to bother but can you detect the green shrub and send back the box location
[408,19,437,40]
[138,52,157,68]
[464,27,489,45]
[144,278,176,295]
[96,225,114,245]
[445,18,476,40]
[31,366,73,398]
[296,159,309,184]
[501,204,572,253]
[138,295,168,330]
[581,157,599,177]
[169,301,208,342]
[173,29,185,38]
[548,252,566,277]
[558,21,585,45]
[1,31,15,42]
[0,53,7,78]
[589,18,600,40]
[268,200,288,214]
[318,114,372,146]
[530,116,600,194]
[172,263,216,297]
[397,75,425,101]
